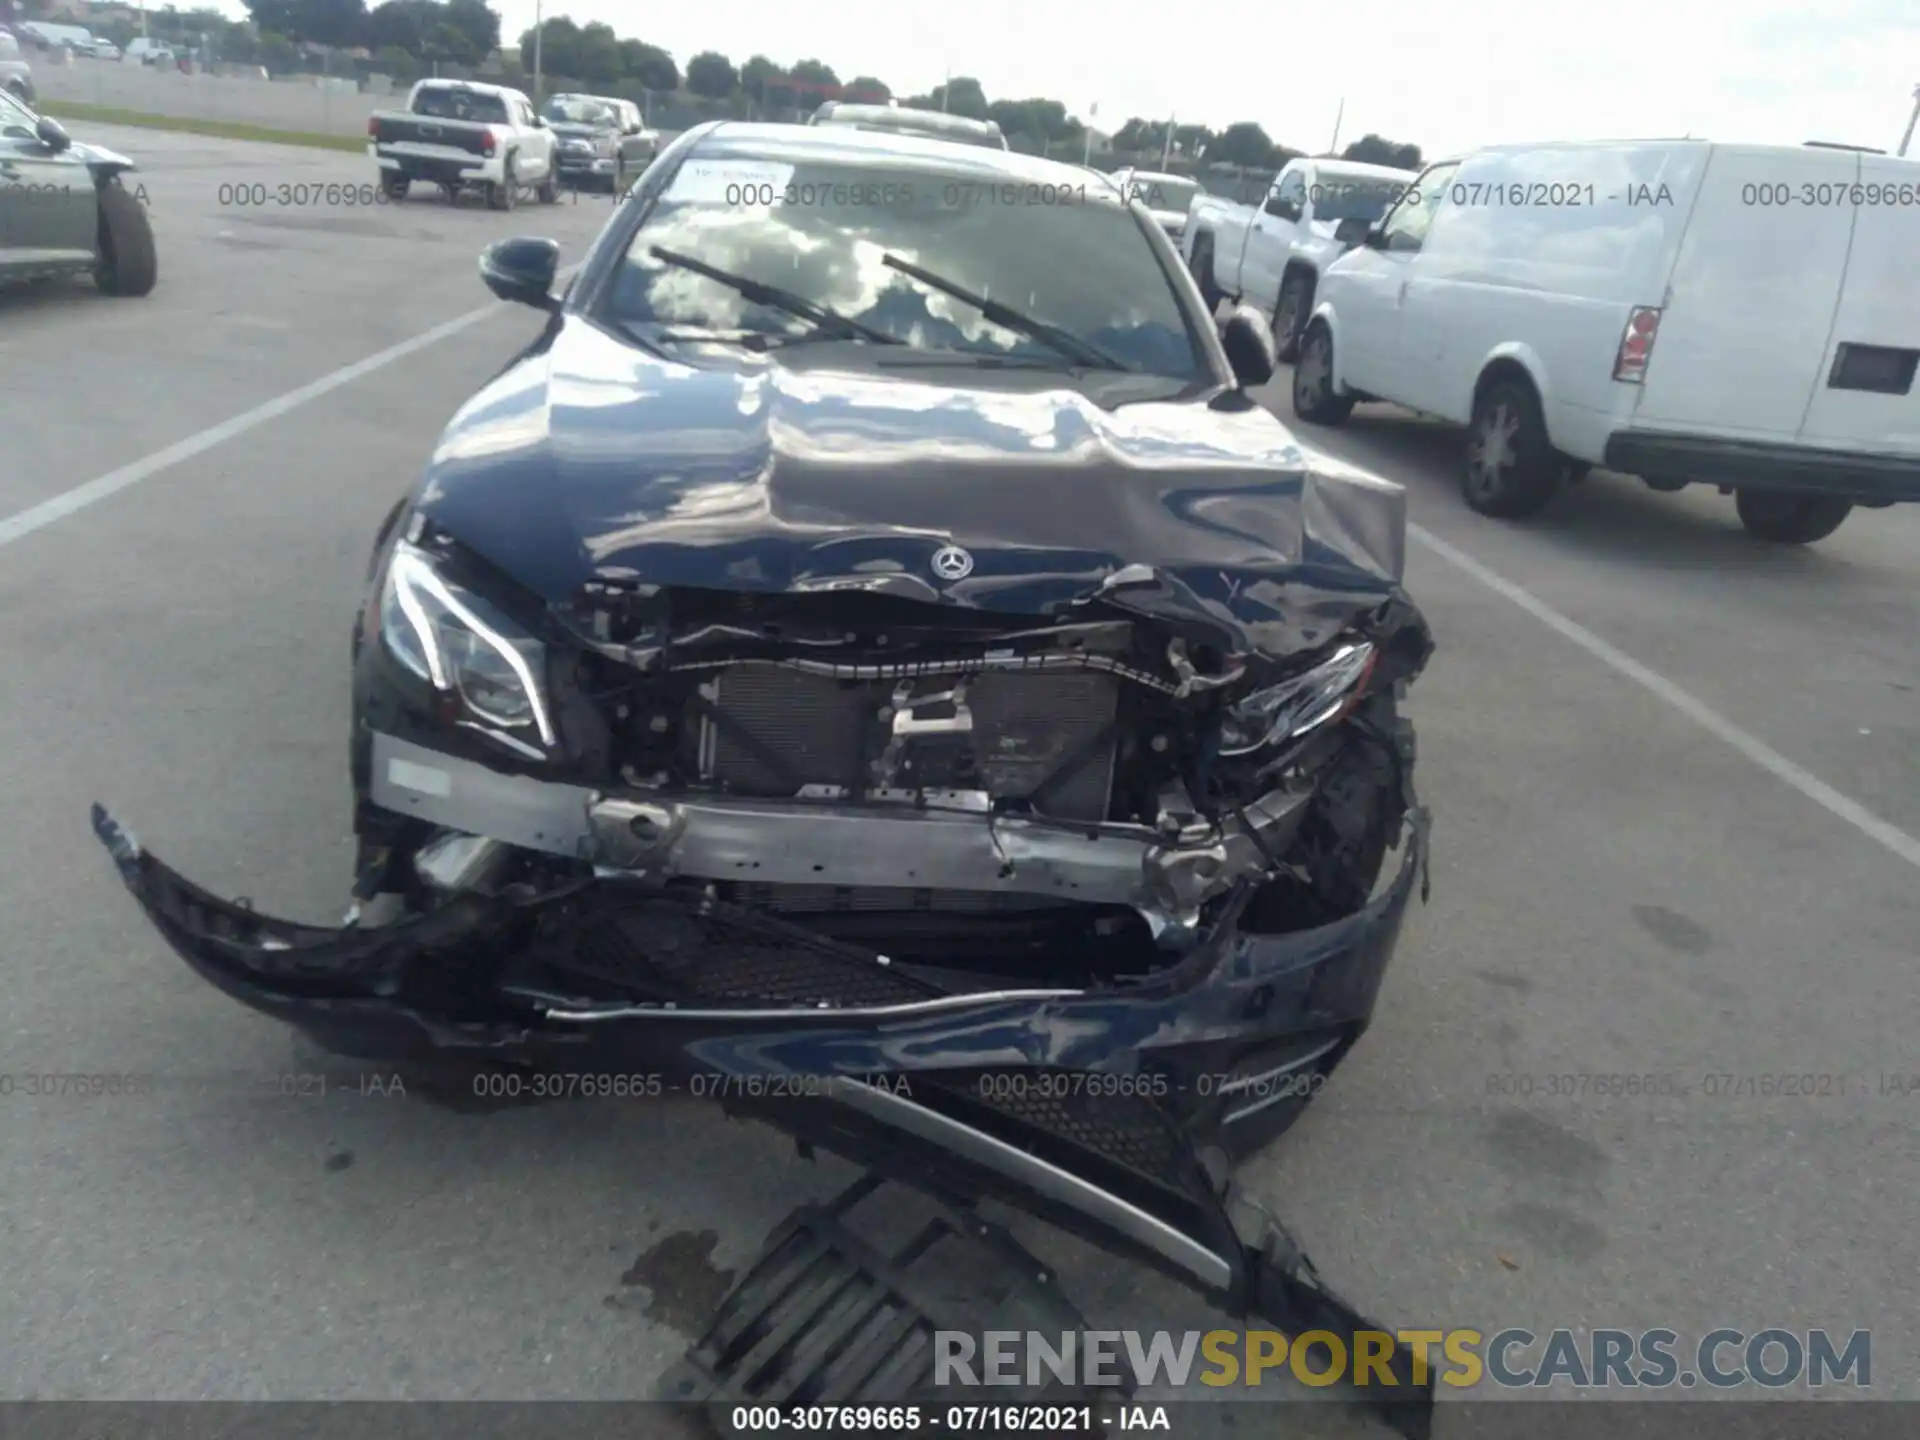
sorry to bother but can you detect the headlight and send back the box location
[1218,641,1376,757]
[379,539,556,746]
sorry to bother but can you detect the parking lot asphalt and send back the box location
[2,127,1916,1421]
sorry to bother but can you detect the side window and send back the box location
[1265,170,1307,220]
[1377,162,1458,253]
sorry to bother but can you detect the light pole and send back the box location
[1899,82,1920,158]
[1160,113,1175,169]
[531,0,542,105]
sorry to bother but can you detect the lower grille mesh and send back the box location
[565,898,941,1008]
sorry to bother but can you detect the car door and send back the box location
[1334,161,1457,402]
[512,95,552,178]
[618,103,650,171]
[0,89,96,270]
[1241,167,1305,314]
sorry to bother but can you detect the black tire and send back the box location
[1291,321,1354,425]
[381,173,409,201]
[1272,270,1313,363]
[536,165,559,205]
[1462,376,1561,518]
[486,157,517,211]
[94,182,157,297]
[1188,233,1223,313]
[1734,491,1853,544]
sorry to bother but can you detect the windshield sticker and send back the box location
[666,160,798,206]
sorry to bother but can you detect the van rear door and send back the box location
[1795,154,1920,454]
[1631,146,1858,442]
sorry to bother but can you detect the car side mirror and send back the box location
[532,115,548,128]
[480,236,561,311]
[1362,226,1388,249]
[35,115,71,153]
[1333,216,1371,246]
[1219,304,1277,388]
[1263,196,1300,222]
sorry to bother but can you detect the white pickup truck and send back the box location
[1182,156,1415,359]
[367,79,559,210]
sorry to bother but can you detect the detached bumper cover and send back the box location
[90,798,1435,1434]
[1604,427,1920,503]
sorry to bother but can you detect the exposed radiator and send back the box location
[697,664,1119,822]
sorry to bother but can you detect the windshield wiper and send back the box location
[880,253,1132,372]
[649,246,903,346]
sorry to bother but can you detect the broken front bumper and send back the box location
[91,791,1433,1434]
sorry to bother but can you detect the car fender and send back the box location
[1466,341,1556,437]
[1306,298,1352,395]
[70,142,136,186]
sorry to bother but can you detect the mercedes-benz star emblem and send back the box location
[930,545,974,582]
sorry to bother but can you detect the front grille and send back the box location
[699,665,1119,822]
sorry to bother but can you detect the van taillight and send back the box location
[1614,306,1662,383]
[479,132,496,156]
[366,116,378,138]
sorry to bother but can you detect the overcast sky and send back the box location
[214,0,1919,158]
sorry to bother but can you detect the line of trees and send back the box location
[1113,117,1422,172]
[78,0,1423,169]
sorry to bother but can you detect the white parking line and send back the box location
[0,279,573,552]
[1409,521,1920,873]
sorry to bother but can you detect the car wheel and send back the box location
[536,165,559,205]
[1462,376,1561,518]
[381,174,409,201]
[1188,233,1223,314]
[1291,321,1354,425]
[486,157,517,211]
[1734,491,1853,544]
[1273,271,1313,363]
[94,182,157,297]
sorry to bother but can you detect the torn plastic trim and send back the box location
[728,1077,1438,1440]
[831,1077,1235,1289]
[92,793,1423,1040]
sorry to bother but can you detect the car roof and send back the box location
[417,78,517,97]
[815,104,1002,137]
[1115,169,1195,185]
[1303,158,1418,181]
[692,121,1108,187]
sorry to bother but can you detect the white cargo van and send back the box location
[1293,139,1920,543]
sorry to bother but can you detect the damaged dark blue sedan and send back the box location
[95,123,1436,1408]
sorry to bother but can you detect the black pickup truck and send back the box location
[366,79,560,210]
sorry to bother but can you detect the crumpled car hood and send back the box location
[415,316,1410,655]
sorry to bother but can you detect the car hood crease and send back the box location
[414,317,1410,654]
